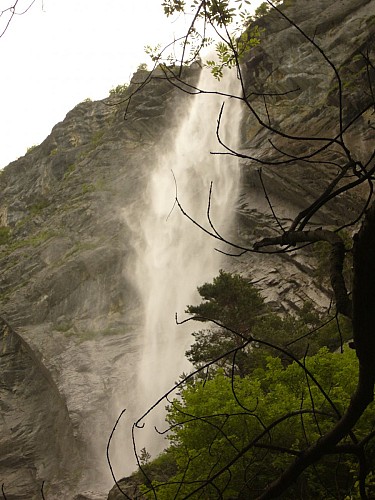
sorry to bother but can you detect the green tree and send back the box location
[142,348,375,499]
[186,271,352,377]
[186,271,266,376]
[187,270,266,333]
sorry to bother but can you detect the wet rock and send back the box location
[0,317,80,498]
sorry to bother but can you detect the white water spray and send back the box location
[116,68,242,474]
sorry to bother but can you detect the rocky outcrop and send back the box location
[227,0,375,308]
[240,0,374,211]
[0,317,80,499]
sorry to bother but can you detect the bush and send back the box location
[144,348,371,499]
[26,144,38,154]
[109,83,128,96]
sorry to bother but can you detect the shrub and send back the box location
[26,144,38,154]
[109,83,128,96]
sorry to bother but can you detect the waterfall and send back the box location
[114,68,242,476]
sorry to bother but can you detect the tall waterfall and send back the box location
[115,68,242,476]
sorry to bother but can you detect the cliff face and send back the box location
[0,67,201,496]
[229,0,375,309]
[0,0,374,497]
[0,318,79,499]
[0,70,192,496]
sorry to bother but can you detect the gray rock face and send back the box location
[0,317,80,499]
[228,0,375,308]
[0,0,373,496]
[0,66,199,495]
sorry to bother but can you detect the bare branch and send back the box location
[107,409,132,500]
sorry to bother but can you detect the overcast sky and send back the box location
[0,0,263,169]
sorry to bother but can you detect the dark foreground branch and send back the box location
[257,203,375,499]
[254,229,352,318]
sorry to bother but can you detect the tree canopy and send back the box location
[185,271,352,378]
[142,347,375,499]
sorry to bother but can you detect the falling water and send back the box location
[114,68,242,476]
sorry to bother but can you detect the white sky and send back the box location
[0,0,263,169]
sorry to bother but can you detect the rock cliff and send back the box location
[0,0,374,497]
[0,317,79,499]
[225,0,374,309]
[0,66,201,496]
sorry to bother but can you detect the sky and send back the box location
[0,0,263,169]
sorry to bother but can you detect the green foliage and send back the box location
[347,471,375,499]
[253,0,286,20]
[109,83,128,96]
[143,348,373,499]
[63,163,77,180]
[185,271,352,377]
[0,226,11,245]
[29,198,49,215]
[0,230,56,258]
[81,183,96,194]
[10,230,55,250]
[254,1,270,18]
[90,130,104,147]
[144,44,161,63]
[26,144,38,154]
[157,0,286,78]
[187,270,266,331]
[136,450,178,494]
[186,270,267,376]
[206,25,262,79]
[164,0,235,26]
[162,0,185,16]
[252,0,284,19]
[139,447,152,467]
[49,147,59,157]
[25,230,56,247]
[81,179,105,195]
[137,62,148,71]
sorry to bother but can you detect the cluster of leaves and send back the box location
[148,0,284,78]
[29,197,50,215]
[109,83,129,96]
[163,0,235,26]
[162,0,186,17]
[252,0,285,19]
[127,272,360,498]
[206,25,263,79]
[26,144,38,154]
[185,271,351,377]
[141,348,375,499]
